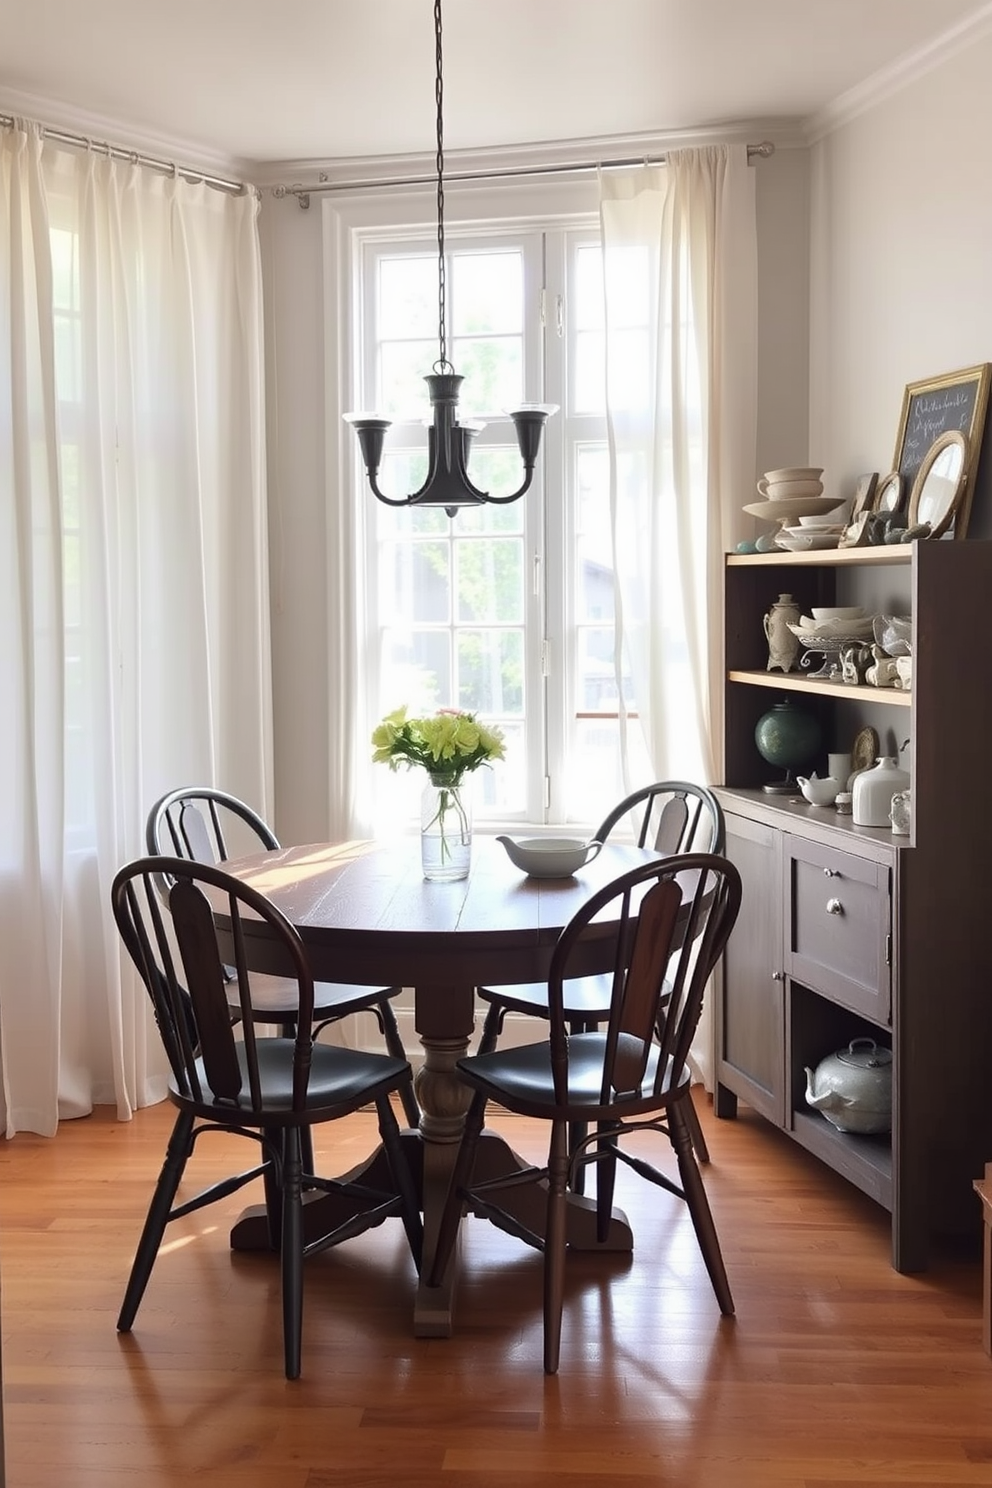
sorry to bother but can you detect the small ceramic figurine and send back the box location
[840,643,873,685]
[889,790,911,836]
[866,647,901,688]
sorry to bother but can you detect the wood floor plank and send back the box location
[1,1095,989,1486]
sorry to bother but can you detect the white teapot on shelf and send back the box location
[795,772,841,807]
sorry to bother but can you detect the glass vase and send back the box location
[420,774,472,882]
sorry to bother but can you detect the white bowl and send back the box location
[798,514,845,529]
[811,606,866,621]
[495,835,603,878]
[764,466,824,483]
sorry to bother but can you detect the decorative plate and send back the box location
[851,726,880,776]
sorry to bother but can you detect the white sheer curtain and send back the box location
[599,145,757,1082]
[0,122,271,1136]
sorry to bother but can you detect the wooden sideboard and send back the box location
[714,540,992,1272]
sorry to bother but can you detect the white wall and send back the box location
[809,30,992,523]
[259,147,812,838]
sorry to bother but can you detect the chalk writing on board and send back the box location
[899,387,976,483]
[894,366,990,493]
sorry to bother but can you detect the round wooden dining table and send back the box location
[216,833,655,1335]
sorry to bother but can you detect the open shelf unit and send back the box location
[714,539,992,1272]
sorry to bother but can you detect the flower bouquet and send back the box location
[372,706,506,881]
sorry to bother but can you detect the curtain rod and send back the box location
[0,113,249,195]
[273,140,775,209]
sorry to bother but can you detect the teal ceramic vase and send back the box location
[754,698,822,794]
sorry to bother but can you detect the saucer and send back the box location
[743,496,844,522]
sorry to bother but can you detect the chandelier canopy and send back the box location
[344,0,556,517]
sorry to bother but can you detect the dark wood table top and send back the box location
[218,835,659,991]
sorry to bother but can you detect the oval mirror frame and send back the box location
[907,429,969,539]
[874,471,903,514]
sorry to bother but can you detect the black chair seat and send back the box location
[462,1033,678,1116]
[176,1041,412,1121]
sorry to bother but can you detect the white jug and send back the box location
[852,756,910,828]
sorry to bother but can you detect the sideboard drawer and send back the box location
[785,836,891,1024]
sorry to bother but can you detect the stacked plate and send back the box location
[786,607,875,648]
[776,521,845,551]
[742,495,844,524]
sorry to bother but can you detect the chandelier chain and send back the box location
[434,0,451,374]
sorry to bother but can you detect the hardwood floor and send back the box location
[1,1092,989,1487]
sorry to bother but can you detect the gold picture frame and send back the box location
[892,363,990,539]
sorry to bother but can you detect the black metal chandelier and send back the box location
[344,0,556,517]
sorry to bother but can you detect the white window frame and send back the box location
[324,173,646,833]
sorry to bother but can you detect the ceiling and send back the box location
[0,0,988,175]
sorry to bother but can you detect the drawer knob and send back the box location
[826,897,843,916]
[822,867,838,878]
[771,970,784,982]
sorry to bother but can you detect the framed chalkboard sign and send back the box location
[892,363,990,537]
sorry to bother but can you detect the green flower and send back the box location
[371,706,505,786]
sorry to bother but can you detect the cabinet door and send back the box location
[716,814,786,1126]
[785,835,891,1025]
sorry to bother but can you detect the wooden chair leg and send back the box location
[670,1100,734,1315]
[427,1089,487,1289]
[476,999,504,1057]
[280,1125,304,1379]
[594,1121,621,1243]
[377,1094,424,1270]
[683,1087,710,1164]
[118,1109,194,1331]
[543,1120,570,1375]
[377,996,421,1127]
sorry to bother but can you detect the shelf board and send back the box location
[727,544,912,567]
[791,1109,893,1210]
[727,668,912,706]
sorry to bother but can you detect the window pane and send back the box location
[379,256,437,339]
[381,628,451,711]
[451,337,522,415]
[456,538,522,623]
[379,340,435,418]
[457,628,524,714]
[452,252,522,335]
[382,539,450,623]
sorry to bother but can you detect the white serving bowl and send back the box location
[495,835,603,878]
[811,606,866,621]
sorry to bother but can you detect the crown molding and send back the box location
[0,82,252,183]
[252,119,807,192]
[806,1,992,142]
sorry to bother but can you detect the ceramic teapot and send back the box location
[795,772,840,807]
[804,1038,892,1134]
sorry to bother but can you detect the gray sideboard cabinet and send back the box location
[714,539,992,1272]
